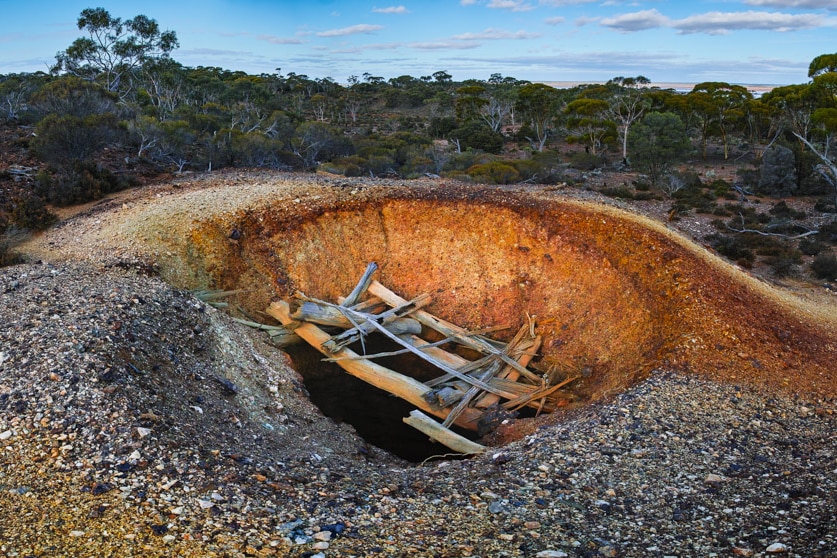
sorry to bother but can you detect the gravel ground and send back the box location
[2,260,836,557]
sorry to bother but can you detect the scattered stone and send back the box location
[313,530,332,542]
[488,500,505,513]
[598,545,618,557]
[0,430,12,441]
[766,542,788,553]
[536,551,568,558]
[705,473,724,485]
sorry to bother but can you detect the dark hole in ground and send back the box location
[287,337,484,463]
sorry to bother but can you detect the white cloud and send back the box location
[488,0,536,10]
[599,8,826,34]
[330,43,403,54]
[372,6,410,14]
[451,28,542,40]
[258,35,304,45]
[545,16,566,25]
[674,11,822,34]
[744,0,837,9]
[574,16,600,26]
[316,24,385,37]
[600,9,670,31]
[410,40,482,50]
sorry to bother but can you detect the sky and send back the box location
[0,0,835,87]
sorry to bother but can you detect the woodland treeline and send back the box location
[1,8,836,279]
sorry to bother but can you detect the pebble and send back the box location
[313,530,332,541]
[765,542,788,553]
[312,541,329,550]
[0,430,11,441]
[488,500,505,513]
[536,551,568,558]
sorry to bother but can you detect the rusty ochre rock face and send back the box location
[144,178,835,403]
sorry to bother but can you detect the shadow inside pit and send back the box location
[287,339,484,463]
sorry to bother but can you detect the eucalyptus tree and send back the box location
[564,97,616,156]
[686,82,752,160]
[793,54,837,197]
[481,74,525,131]
[515,83,562,151]
[454,84,488,123]
[629,111,692,189]
[606,76,651,162]
[53,8,178,99]
[742,97,782,161]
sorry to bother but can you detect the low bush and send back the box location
[811,253,837,281]
[35,161,135,206]
[467,161,520,184]
[799,238,827,256]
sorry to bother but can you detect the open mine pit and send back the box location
[4,172,836,556]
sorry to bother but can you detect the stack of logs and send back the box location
[261,263,577,455]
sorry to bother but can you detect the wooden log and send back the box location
[321,295,430,354]
[424,386,465,408]
[342,262,378,307]
[293,300,422,340]
[266,301,484,429]
[402,410,485,455]
[367,281,542,384]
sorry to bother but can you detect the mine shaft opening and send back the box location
[184,194,735,458]
[286,337,502,462]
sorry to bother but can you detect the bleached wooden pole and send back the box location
[402,410,486,455]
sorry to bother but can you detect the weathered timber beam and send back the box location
[342,262,378,307]
[321,295,430,354]
[266,301,483,430]
[403,410,486,455]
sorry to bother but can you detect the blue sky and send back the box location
[1,0,835,86]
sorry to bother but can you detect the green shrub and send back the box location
[765,247,802,277]
[566,151,602,171]
[769,201,806,220]
[466,161,520,184]
[817,220,837,244]
[706,233,755,268]
[811,253,837,281]
[799,238,827,256]
[710,179,734,199]
[35,161,133,206]
[600,185,636,200]
[11,193,56,230]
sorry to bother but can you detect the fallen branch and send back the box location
[726,214,819,240]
